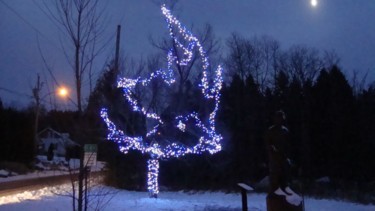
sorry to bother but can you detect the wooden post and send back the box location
[84,167,89,211]
[237,183,254,211]
[78,148,84,211]
[32,74,42,156]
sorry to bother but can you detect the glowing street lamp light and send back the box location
[56,86,78,110]
[57,87,69,98]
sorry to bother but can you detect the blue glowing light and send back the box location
[101,4,223,197]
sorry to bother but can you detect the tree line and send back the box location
[83,34,375,194]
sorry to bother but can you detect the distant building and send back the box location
[37,127,79,157]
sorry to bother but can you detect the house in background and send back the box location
[37,127,80,157]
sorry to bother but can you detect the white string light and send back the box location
[101,4,223,197]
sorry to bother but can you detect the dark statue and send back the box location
[265,110,303,211]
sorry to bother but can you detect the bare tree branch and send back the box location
[39,0,108,113]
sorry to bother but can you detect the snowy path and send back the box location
[0,184,374,211]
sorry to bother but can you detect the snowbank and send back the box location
[0,156,105,183]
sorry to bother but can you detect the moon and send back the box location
[311,0,318,7]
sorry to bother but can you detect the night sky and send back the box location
[0,0,374,108]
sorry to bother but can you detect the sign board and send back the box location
[84,144,97,167]
[237,183,254,191]
[84,144,97,153]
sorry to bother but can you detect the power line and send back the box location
[0,0,53,43]
[1,0,118,101]
[0,86,31,99]
[0,0,64,90]
[0,86,62,109]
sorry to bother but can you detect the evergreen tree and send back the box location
[245,74,267,179]
[0,108,34,163]
[355,85,375,180]
[273,71,289,109]
[225,74,247,180]
[86,62,147,189]
[310,66,356,179]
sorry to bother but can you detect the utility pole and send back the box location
[77,25,121,211]
[32,74,43,157]
[114,25,121,76]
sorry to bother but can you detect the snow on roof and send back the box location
[38,127,79,146]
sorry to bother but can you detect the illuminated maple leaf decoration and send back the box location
[101,4,223,197]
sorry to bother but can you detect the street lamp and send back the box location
[57,86,69,98]
[56,86,78,110]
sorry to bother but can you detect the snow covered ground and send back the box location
[1,156,373,210]
[0,184,374,211]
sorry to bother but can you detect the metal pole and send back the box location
[241,188,248,211]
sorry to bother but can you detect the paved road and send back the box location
[0,171,105,196]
